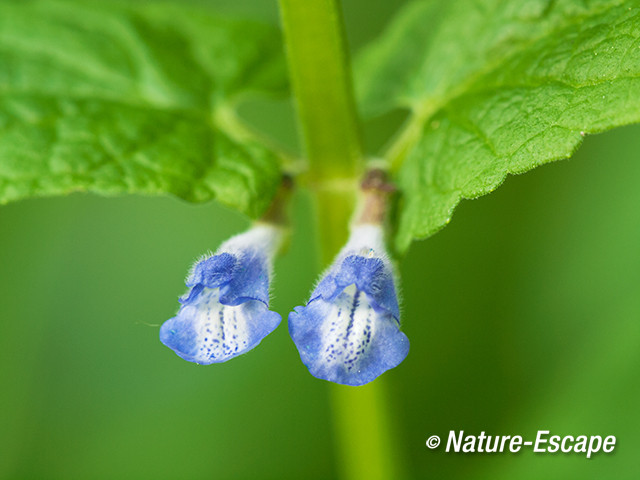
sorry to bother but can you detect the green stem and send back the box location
[385,109,428,173]
[278,0,361,182]
[278,2,404,479]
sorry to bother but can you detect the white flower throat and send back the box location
[183,287,253,363]
[321,284,377,372]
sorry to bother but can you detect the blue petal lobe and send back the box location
[220,250,270,306]
[161,287,281,364]
[314,255,400,320]
[188,253,236,289]
[289,284,409,386]
[183,250,270,307]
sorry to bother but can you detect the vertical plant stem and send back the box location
[278,0,361,181]
[278,1,404,479]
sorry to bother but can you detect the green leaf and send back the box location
[356,0,640,251]
[0,0,288,216]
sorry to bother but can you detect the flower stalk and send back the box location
[354,168,396,225]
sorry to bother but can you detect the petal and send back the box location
[219,250,270,306]
[313,255,400,320]
[161,287,281,364]
[289,284,409,386]
[187,252,236,289]
[184,250,270,307]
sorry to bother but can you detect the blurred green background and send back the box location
[1,1,639,479]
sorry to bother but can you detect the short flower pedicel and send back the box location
[289,170,409,386]
[160,224,284,364]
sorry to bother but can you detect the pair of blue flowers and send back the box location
[159,221,409,386]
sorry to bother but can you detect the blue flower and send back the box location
[160,224,283,364]
[289,225,409,386]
